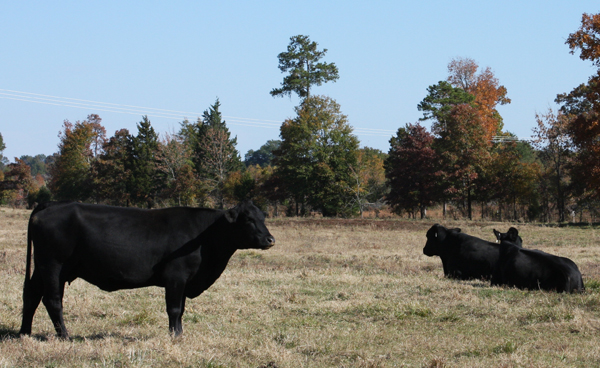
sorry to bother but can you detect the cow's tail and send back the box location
[24,215,34,285]
[24,203,46,285]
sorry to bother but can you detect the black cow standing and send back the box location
[493,227,523,247]
[423,224,519,280]
[491,240,584,293]
[19,200,275,338]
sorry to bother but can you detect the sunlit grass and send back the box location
[0,207,599,367]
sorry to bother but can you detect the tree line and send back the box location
[1,14,600,223]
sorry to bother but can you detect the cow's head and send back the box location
[225,200,275,250]
[423,224,460,256]
[493,227,521,246]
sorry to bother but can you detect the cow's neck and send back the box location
[185,216,240,298]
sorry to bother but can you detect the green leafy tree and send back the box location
[270,35,339,99]
[19,154,48,177]
[244,140,281,167]
[273,95,359,217]
[29,186,52,207]
[486,139,540,221]
[417,81,475,218]
[48,116,106,201]
[435,104,492,220]
[418,81,475,128]
[224,165,276,213]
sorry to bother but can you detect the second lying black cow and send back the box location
[424,224,514,280]
[491,241,584,293]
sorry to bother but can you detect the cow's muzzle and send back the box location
[264,236,276,249]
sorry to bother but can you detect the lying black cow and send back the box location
[19,200,275,338]
[493,227,523,247]
[491,241,584,293]
[423,224,511,280]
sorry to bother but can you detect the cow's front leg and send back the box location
[165,282,186,336]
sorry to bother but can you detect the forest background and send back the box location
[2,14,600,224]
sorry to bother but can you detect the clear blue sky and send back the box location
[1,1,598,162]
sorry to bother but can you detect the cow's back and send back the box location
[444,233,500,280]
[495,245,584,293]
[30,203,219,291]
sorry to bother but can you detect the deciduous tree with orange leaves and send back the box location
[447,57,511,141]
[0,157,35,207]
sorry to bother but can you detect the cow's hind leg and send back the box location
[165,283,186,336]
[19,270,43,335]
[42,276,69,339]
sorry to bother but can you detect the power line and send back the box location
[0,88,396,137]
[491,135,533,143]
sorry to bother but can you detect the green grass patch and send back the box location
[396,303,432,319]
[119,309,157,326]
[491,340,518,354]
[520,308,574,324]
[585,278,600,291]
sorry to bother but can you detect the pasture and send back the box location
[0,208,599,367]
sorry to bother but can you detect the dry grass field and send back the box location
[1,207,600,367]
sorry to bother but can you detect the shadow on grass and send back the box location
[72,332,154,342]
[2,327,154,343]
[0,326,20,340]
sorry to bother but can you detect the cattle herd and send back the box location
[423,224,584,293]
[17,202,584,338]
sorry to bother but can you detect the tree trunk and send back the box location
[467,190,472,220]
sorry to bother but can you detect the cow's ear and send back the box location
[225,208,239,223]
[435,226,445,240]
[450,228,461,233]
[493,229,500,239]
[508,227,519,236]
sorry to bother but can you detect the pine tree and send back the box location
[94,129,131,206]
[179,99,241,208]
[271,35,339,99]
[126,116,161,208]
